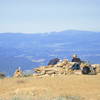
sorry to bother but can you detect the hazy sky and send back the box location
[0,0,100,33]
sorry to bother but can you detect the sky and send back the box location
[0,0,100,33]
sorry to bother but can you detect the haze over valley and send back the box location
[0,30,100,75]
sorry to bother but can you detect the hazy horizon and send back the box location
[0,0,100,33]
[0,29,99,34]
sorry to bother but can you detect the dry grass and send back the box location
[0,74,100,100]
[0,95,84,100]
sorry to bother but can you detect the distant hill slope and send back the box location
[0,30,100,75]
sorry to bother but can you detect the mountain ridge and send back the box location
[0,30,99,34]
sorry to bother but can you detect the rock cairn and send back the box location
[13,69,23,77]
[13,59,100,77]
[33,59,100,77]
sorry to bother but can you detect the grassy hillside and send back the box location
[0,74,100,100]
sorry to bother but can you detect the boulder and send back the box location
[0,72,6,79]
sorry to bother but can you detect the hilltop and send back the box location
[0,74,100,100]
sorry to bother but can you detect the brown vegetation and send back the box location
[0,74,100,100]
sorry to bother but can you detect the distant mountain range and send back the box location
[0,30,100,76]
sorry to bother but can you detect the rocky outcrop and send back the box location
[33,59,100,77]
[33,59,76,76]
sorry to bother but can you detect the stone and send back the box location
[13,69,23,77]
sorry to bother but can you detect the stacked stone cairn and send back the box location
[33,59,72,76]
[33,59,100,77]
[13,59,100,77]
[13,69,23,77]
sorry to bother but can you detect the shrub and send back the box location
[0,72,6,79]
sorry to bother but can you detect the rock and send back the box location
[34,65,53,73]
[45,70,56,75]
[73,70,82,75]
[54,59,68,67]
[13,69,23,77]
[91,64,100,73]
[0,72,6,79]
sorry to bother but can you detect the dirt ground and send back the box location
[0,74,100,100]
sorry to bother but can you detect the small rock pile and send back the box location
[33,59,72,76]
[13,69,23,77]
[33,59,100,77]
